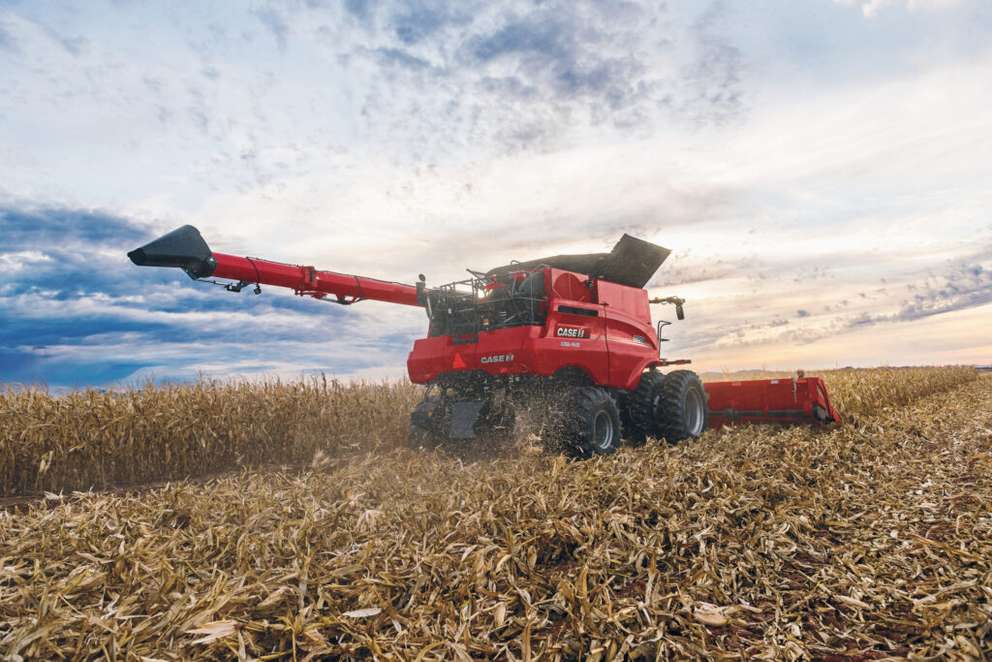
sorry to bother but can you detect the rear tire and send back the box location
[656,370,708,443]
[623,370,666,444]
[558,386,622,458]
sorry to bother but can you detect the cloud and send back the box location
[680,0,744,126]
[828,253,991,332]
[254,7,290,51]
[879,250,992,323]
[835,0,965,18]
[1,1,990,385]
[391,1,462,45]
[343,0,375,22]
[0,18,16,52]
[461,7,662,119]
[369,46,434,70]
[1,208,149,246]
[672,239,992,359]
[0,207,422,388]
[0,250,51,271]
[325,0,749,154]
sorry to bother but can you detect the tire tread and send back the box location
[625,370,665,442]
[655,370,708,443]
[559,386,621,458]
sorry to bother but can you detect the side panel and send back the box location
[407,320,613,385]
[407,299,613,385]
[408,270,663,388]
[538,302,610,384]
[603,308,660,387]
[595,280,651,324]
[408,328,523,383]
[596,280,659,387]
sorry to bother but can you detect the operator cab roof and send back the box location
[486,234,671,289]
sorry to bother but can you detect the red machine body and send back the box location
[407,268,670,390]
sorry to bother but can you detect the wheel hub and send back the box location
[592,411,615,451]
[685,388,705,436]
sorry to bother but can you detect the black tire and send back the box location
[623,370,666,444]
[408,397,445,450]
[408,423,444,450]
[558,386,622,458]
[480,400,516,443]
[655,370,708,443]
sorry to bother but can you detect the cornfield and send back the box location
[1,367,990,659]
[0,378,421,497]
[0,366,977,497]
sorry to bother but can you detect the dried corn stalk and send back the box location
[1,370,990,659]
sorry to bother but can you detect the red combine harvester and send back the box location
[128,226,839,457]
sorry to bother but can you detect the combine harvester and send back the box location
[129,226,839,457]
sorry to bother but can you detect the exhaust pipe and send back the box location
[127,225,216,279]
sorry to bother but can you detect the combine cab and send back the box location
[129,226,840,457]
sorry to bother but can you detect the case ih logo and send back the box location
[480,353,514,364]
[556,326,588,339]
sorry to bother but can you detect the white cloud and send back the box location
[835,0,965,18]
[2,0,991,384]
[0,250,51,272]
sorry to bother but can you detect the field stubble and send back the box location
[0,367,990,659]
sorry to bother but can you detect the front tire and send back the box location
[655,370,708,443]
[408,397,446,450]
[408,423,445,450]
[558,386,622,458]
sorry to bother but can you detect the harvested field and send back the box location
[0,367,977,497]
[1,370,990,659]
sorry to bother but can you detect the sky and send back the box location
[1,0,990,389]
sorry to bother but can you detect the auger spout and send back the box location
[127,225,216,279]
[128,225,423,307]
